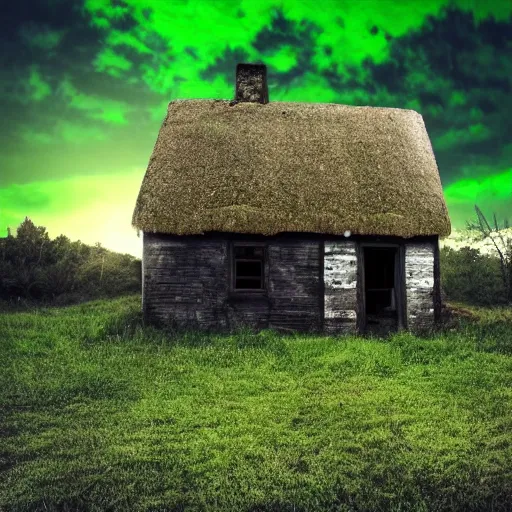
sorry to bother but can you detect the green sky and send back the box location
[1,0,511,256]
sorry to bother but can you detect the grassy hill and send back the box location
[1,295,511,511]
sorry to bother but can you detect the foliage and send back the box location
[440,245,507,306]
[0,217,141,305]
[0,295,511,511]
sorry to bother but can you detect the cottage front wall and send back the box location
[143,233,440,335]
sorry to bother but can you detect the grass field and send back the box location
[1,294,511,511]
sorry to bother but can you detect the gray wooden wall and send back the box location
[142,235,229,330]
[142,233,321,332]
[142,233,439,335]
[268,241,321,332]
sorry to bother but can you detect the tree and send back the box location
[1,218,141,304]
[466,205,512,305]
[1,217,51,299]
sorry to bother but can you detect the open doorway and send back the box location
[362,246,403,335]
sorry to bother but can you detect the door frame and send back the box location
[357,242,406,334]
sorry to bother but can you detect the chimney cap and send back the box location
[235,62,269,104]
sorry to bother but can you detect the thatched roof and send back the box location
[132,100,451,238]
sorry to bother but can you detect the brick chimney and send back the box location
[235,63,269,104]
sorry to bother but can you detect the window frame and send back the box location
[230,241,268,294]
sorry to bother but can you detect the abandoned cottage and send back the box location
[132,63,451,335]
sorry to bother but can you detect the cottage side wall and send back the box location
[324,241,358,334]
[405,241,436,332]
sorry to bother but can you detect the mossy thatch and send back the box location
[132,100,451,238]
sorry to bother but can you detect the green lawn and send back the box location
[1,295,511,511]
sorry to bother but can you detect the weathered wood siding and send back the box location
[405,242,435,332]
[143,233,441,335]
[324,241,358,334]
[268,241,321,332]
[142,234,229,330]
[143,233,321,332]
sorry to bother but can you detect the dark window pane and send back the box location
[236,261,262,278]
[236,278,263,289]
[235,246,264,258]
[233,246,265,290]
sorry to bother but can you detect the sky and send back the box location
[0,0,511,258]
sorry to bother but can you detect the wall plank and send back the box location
[405,242,435,332]
[324,241,358,334]
[268,241,321,332]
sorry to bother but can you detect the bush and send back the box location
[440,246,507,306]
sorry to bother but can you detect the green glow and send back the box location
[19,128,54,145]
[83,0,450,98]
[93,48,133,77]
[469,108,484,122]
[20,24,66,50]
[56,121,108,144]
[271,73,339,103]
[263,45,298,73]
[454,0,512,21]
[2,0,510,256]
[448,91,467,107]
[0,171,143,256]
[84,0,132,27]
[444,168,512,229]
[106,29,153,54]
[147,100,170,122]
[59,79,132,125]
[19,120,108,145]
[79,0,512,103]
[434,124,492,151]
[446,168,512,202]
[28,67,51,101]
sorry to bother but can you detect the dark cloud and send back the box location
[1,0,511,198]
[359,7,512,185]
[0,0,167,185]
[252,9,321,86]
[200,47,253,82]
[200,8,324,92]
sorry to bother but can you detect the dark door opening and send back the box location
[363,247,400,335]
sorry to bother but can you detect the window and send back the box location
[232,244,265,291]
